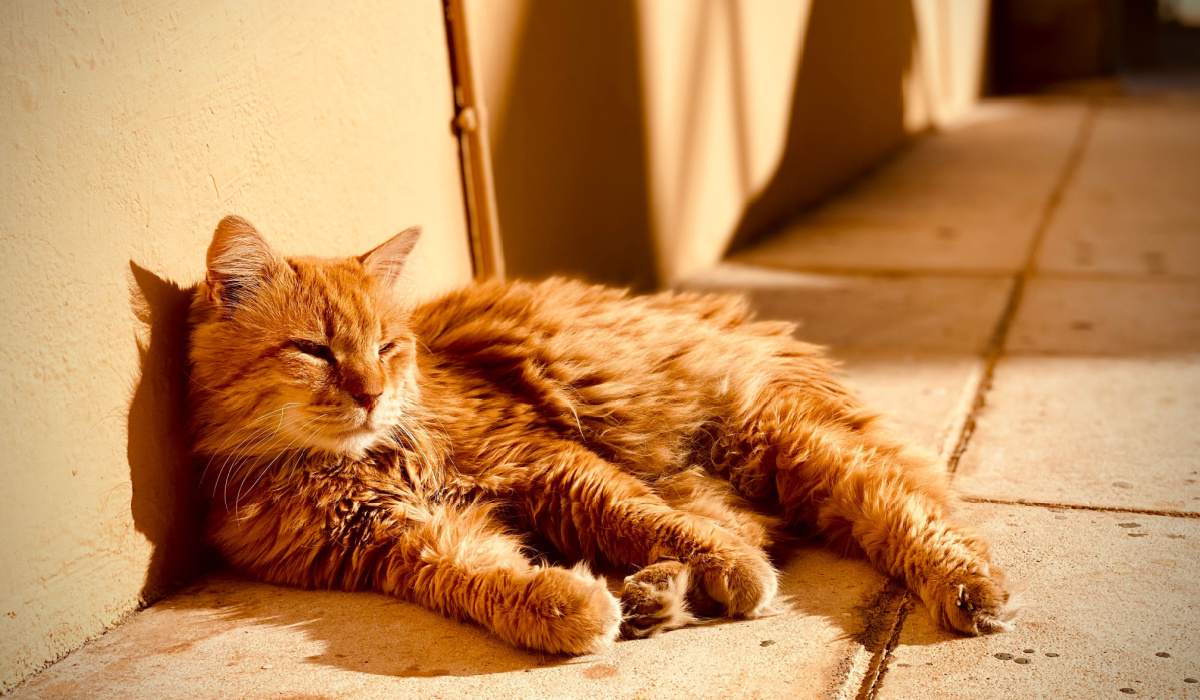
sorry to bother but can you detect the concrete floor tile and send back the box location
[736,219,1034,275]
[12,550,885,700]
[1005,278,1200,356]
[735,102,1086,274]
[897,100,1088,178]
[954,356,1200,513]
[877,503,1200,700]
[1038,100,1200,278]
[1038,203,1200,279]
[1086,99,1200,160]
[839,353,981,461]
[685,263,1012,355]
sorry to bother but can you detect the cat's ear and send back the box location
[359,227,421,286]
[205,215,286,306]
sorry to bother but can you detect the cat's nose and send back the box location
[342,363,384,411]
[351,389,382,411]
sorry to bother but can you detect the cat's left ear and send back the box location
[359,226,421,286]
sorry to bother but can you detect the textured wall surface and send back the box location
[0,1,471,690]
[466,0,988,286]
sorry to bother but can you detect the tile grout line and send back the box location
[855,591,913,700]
[944,101,1099,479]
[961,495,1200,519]
[725,261,1200,284]
[853,101,1101,700]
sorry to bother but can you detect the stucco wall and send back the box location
[466,0,988,286]
[0,1,471,690]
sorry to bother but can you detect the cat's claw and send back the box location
[927,566,1016,636]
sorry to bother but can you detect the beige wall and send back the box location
[0,0,471,690]
[467,0,989,286]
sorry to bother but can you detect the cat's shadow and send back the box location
[153,547,916,679]
[159,573,573,677]
[127,262,206,602]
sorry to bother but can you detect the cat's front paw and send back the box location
[619,560,695,639]
[690,546,778,618]
[514,565,621,655]
[925,564,1016,636]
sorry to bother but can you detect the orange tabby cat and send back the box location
[188,216,1013,655]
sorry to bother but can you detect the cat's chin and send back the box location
[306,427,384,459]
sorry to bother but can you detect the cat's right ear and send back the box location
[205,215,286,307]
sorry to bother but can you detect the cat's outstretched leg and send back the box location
[371,502,622,654]
[215,499,619,655]
[736,394,1014,635]
[494,441,778,637]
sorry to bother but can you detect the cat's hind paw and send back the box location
[619,560,696,639]
[928,566,1017,636]
[690,546,779,618]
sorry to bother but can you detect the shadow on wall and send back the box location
[725,0,919,255]
[490,0,657,290]
[127,263,204,603]
[484,0,923,285]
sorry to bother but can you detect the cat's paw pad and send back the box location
[691,546,778,618]
[619,560,696,639]
[929,566,1017,636]
[519,565,621,655]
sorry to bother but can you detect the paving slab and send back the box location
[878,503,1200,700]
[1038,99,1200,278]
[1004,277,1200,357]
[954,355,1200,512]
[684,263,1011,355]
[735,102,1086,274]
[11,549,886,700]
[838,353,981,461]
[959,276,1200,511]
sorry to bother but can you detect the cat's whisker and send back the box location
[232,413,323,519]
[227,411,321,514]
[204,407,298,497]
[212,418,294,501]
[204,402,299,460]
[201,415,272,485]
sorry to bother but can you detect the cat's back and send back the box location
[412,278,833,473]
[413,277,775,354]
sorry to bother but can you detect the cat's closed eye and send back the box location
[291,339,336,364]
[378,341,397,356]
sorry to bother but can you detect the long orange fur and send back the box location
[187,216,1013,655]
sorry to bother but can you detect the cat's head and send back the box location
[188,215,422,459]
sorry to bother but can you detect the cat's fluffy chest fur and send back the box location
[189,216,1014,654]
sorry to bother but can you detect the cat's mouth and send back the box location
[327,415,377,434]
[291,411,384,456]
[304,409,379,438]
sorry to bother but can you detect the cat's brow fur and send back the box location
[188,216,1014,654]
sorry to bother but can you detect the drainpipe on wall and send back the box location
[443,0,506,280]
